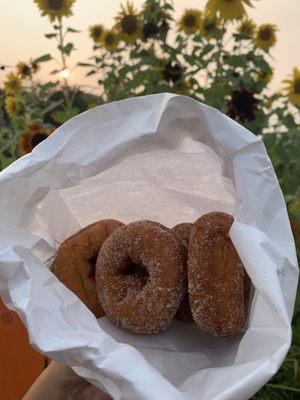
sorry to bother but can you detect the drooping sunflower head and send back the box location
[102,29,120,52]
[33,0,76,22]
[227,88,258,122]
[255,24,277,50]
[237,18,256,36]
[178,9,202,35]
[30,59,40,74]
[115,1,141,44]
[19,124,51,154]
[283,68,300,107]
[4,96,23,117]
[17,62,32,79]
[205,0,253,21]
[89,24,104,44]
[162,60,184,84]
[3,72,22,95]
[200,14,220,38]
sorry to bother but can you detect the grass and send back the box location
[252,289,300,400]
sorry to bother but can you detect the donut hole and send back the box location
[87,254,98,279]
[120,261,149,287]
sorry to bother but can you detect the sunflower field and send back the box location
[0,0,299,398]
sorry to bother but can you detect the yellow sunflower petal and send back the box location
[115,1,141,44]
[178,9,202,35]
[34,0,76,22]
[205,0,252,21]
[3,72,22,95]
[102,29,119,52]
[255,24,277,50]
[89,24,104,43]
[5,96,22,117]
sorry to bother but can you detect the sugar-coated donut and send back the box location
[52,219,123,317]
[188,212,251,336]
[171,223,194,322]
[96,220,186,334]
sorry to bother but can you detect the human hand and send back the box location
[23,361,111,400]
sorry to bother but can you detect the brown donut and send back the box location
[171,223,194,322]
[52,219,123,317]
[188,212,251,336]
[96,220,186,334]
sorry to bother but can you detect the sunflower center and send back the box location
[47,0,63,10]
[121,15,138,35]
[204,20,216,32]
[22,65,31,76]
[259,28,271,41]
[224,0,235,2]
[184,14,196,27]
[294,79,300,94]
[31,133,48,148]
[105,33,116,45]
[94,28,102,38]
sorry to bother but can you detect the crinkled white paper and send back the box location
[0,93,298,400]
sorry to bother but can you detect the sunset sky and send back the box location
[0,0,299,93]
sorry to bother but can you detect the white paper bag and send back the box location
[0,93,298,400]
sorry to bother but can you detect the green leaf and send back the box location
[42,99,64,115]
[33,54,52,63]
[58,43,74,55]
[233,33,252,41]
[77,62,94,67]
[86,70,96,76]
[225,55,245,68]
[45,33,57,39]
[54,107,79,123]
[67,27,81,33]
[200,44,214,58]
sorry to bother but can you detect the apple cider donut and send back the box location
[188,212,251,336]
[171,223,194,322]
[52,219,123,317]
[96,220,186,334]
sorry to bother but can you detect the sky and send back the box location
[0,0,299,93]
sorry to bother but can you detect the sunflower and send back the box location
[33,0,75,22]
[4,96,22,117]
[205,0,253,21]
[3,72,22,95]
[162,61,184,84]
[178,9,202,35]
[200,15,220,38]
[256,67,273,84]
[283,68,300,107]
[102,29,119,52]
[115,1,141,44]
[17,62,32,79]
[255,24,277,50]
[30,60,40,74]
[143,21,159,40]
[89,24,104,44]
[227,88,258,122]
[237,18,256,36]
[19,123,51,154]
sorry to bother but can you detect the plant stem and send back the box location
[266,384,300,393]
[57,18,72,111]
